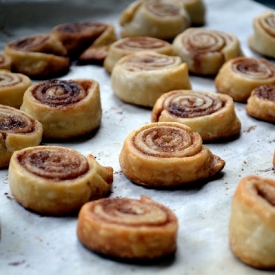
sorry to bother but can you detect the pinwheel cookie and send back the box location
[20,78,102,139]
[8,146,113,215]
[246,84,275,122]
[111,51,191,107]
[77,196,178,260]
[152,90,241,141]
[215,57,275,102]
[0,70,32,108]
[0,52,11,70]
[52,22,117,62]
[4,33,70,78]
[104,36,175,73]
[229,175,275,269]
[119,122,225,188]
[0,104,42,168]
[248,11,275,58]
[173,28,243,75]
[119,0,190,40]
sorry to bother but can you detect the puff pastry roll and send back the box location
[152,90,241,141]
[20,79,102,139]
[0,52,11,70]
[119,0,190,40]
[248,11,275,59]
[8,146,113,216]
[173,28,243,75]
[0,70,32,108]
[119,122,225,188]
[4,34,70,79]
[104,36,175,73]
[215,57,275,102]
[111,51,191,107]
[52,22,117,62]
[180,0,206,26]
[229,175,275,269]
[77,195,178,260]
[246,84,275,122]
[0,104,42,168]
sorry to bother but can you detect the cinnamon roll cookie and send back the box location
[246,84,275,122]
[0,52,11,70]
[248,11,275,59]
[119,122,225,188]
[20,79,102,139]
[8,146,113,215]
[215,57,275,102]
[4,34,70,78]
[119,0,190,40]
[111,51,191,107]
[229,175,275,269]
[0,104,42,168]
[152,90,241,141]
[0,70,32,108]
[104,36,175,73]
[52,22,117,62]
[173,28,243,75]
[77,196,178,260]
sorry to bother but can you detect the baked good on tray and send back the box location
[0,52,11,70]
[104,36,175,73]
[52,22,117,62]
[180,0,206,26]
[229,175,275,269]
[119,0,190,40]
[8,146,113,216]
[20,78,102,139]
[0,69,32,108]
[215,57,275,102]
[111,51,191,107]
[172,28,243,75]
[119,122,225,188]
[77,195,178,260]
[4,34,70,79]
[246,84,275,123]
[0,104,42,168]
[248,11,275,58]
[152,90,241,141]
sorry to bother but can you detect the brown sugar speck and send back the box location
[243,125,256,133]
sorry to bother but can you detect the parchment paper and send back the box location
[0,0,275,274]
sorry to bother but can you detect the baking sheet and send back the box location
[0,0,275,274]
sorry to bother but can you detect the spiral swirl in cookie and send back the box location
[152,90,241,141]
[122,52,177,72]
[20,78,102,139]
[173,28,243,75]
[19,146,89,180]
[229,175,275,269]
[77,195,178,259]
[133,123,201,158]
[215,57,275,102]
[119,122,225,187]
[162,90,224,118]
[31,79,86,107]
[145,1,181,17]
[0,70,32,108]
[246,84,275,122]
[231,57,275,79]
[8,146,113,215]
[0,104,42,167]
[249,11,275,58]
